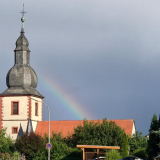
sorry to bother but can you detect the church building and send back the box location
[0,8,136,141]
[0,8,44,140]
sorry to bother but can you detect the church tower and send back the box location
[0,6,44,140]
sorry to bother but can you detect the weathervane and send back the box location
[20,4,27,28]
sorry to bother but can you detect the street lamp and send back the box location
[29,97,50,160]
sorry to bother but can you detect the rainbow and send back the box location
[37,71,93,120]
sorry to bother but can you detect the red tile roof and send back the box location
[35,119,134,137]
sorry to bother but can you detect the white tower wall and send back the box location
[0,96,43,141]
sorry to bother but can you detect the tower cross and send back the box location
[20,4,27,17]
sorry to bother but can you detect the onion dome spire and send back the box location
[0,5,44,98]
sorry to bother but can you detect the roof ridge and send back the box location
[39,119,134,122]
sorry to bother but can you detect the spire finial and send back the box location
[20,4,27,28]
[20,3,27,17]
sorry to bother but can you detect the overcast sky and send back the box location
[1,1,160,135]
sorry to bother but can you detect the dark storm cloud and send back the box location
[1,0,160,134]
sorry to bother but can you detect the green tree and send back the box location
[105,150,121,160]
[157,114,160,154]
[133,148,148,159]
[147,114,159,159]
[128,131,148,154]
[0,128,14,155]
[49,132,71,160]
[33,132,82,160]
[66,119,125,150]
[121,133,129,158]
[15,132,46,159]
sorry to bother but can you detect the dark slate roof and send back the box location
[26,118,33,135]
[17,123,24,137]
[1,87,43,98]
[0,27,44,98]
[14,28,30,52]
[6,66,38,88]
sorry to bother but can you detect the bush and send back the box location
[133,148,148,159]
[0,128,15,154]
[128,131,147,155]
[62,148,82,160]
[15,132,46,159]
[0,152,10,159]
[66,119,125,148]
[106,150,122,160]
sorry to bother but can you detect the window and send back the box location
[12,127,18,134]
[35,103,38,116]
[11,102,19,115]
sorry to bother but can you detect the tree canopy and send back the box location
[128,131,147,155]
[147,114,160,159]
[66,118,125,150]
[121,132,129,158]
[15,132,46,159]
[0,128,14,155]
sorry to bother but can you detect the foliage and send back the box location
[66,118,125,149]
[14,118,145,159]
[33,132,82,160]
[15,132,46,159]
[49,132,70,160]
[49,132,82,160]
[105,149,122,160]
[121,133,129,158]
[32,150,47,160]
[62,157,81,160]
[13,151,21,159]
[133,148,148,159]
[32,118,125,159]
[128,131,148,154]
[61,148,82,160]
[147,114,160,159]
[0,152,10,159]
[0,128,15,155]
